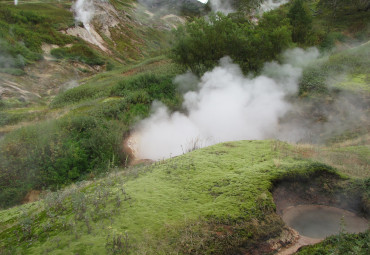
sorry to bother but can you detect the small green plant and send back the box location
[106,232,131,255]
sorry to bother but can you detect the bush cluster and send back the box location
[0,116,125,208]
[51,44,105,66]
[170,11,293,75]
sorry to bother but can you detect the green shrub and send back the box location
[299,65,329,96]
[51,44,105,66]
[170,12,292,75]
[319,32,346,51]
[111,73,176,100]
[0,116,125,208]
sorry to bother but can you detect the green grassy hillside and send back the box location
[2,140,368,254]
[0,0,369,253]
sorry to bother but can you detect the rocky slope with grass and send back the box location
[0,0,192,103]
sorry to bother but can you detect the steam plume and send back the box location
[208,0,288,14]
[209,0,235,14]
[14,0,18,5]
[259,0,288,12]
[132,48,320,160]
[72,0,95,31]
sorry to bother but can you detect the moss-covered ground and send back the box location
[1,140,357,254]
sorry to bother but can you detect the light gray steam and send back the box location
[14,0,18,5]
[133,48,321,160]
[208,0,287,14]
[259,0,288,12]
[72,0,96,31]
[209,0,235,14]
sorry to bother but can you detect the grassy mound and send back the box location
[0,140,346,254]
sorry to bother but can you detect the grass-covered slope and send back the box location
[0,56,183,208]
[0,140,348,255]
[0,0,186,105]
[0,1,75,74]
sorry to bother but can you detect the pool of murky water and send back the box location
[282,205,369,239]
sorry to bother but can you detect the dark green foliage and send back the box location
[288,0,313,45]
[51,72,180,111]
[111,73,176,101]
[0,116,125,208]
[89,73,181,124]
[297,230,370,254]
[51,44,105,66]
[0,4,74,70]
[170,12,292,75]
[319,32,346,51]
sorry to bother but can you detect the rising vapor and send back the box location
[259,0,288,12]
[72,0,96,31]
[132,48,320,160]
[209,0,235,14]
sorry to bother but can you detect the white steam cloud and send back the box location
[72,0,96,31]
[259,0,288,12]
[208,0,288,14]
[209,0,235,14]
[14,0,18,5]
[132,48,320,160]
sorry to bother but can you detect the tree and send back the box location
[288,0,313,45]
[171,12,292,75]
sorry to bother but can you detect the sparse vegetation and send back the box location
[0,2,74,73]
